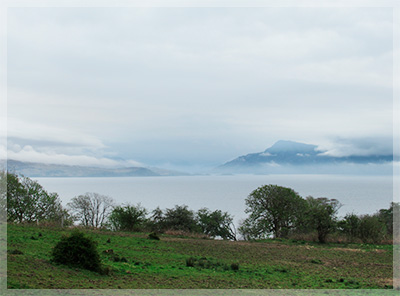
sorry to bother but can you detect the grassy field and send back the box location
[6,223,394,290]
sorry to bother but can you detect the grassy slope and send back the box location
[6,224,394,289]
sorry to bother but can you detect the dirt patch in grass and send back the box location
[378,277,393,286]
[332,247,365,252]
[372,249,387,253]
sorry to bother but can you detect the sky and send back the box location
[2,5,397,172]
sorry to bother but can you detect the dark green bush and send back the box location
[185,256,236,272]
[358,215,386,244]
[274,266,289,273]
[148,232,160,240]
[99,266,112,276]
[8,249,23,255]
[186,257,195,267]
[51,230,102,272]
[310,259,323,264]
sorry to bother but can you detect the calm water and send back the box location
[37,174,395,225]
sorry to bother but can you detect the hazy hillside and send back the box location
[2,160,189,177]
[216,140,394,175]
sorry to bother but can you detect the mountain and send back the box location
[2,160,189,177]
[215,140,394,175]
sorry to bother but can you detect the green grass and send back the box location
[6,223,394,289]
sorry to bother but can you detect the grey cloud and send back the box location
[6,7,395,169]
[319,137,394,157]
[5,144,142,168]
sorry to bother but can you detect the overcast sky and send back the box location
[3,6,395,172]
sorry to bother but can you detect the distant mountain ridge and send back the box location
[1,140,396,177]
[216,140,394,174]
[2,160,189,177]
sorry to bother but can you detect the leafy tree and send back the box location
[338,204,398,244]
[149,206,165,232]
[338,212,361,241]
[163,205,198,233]
[241,185,306,238]
[109,203,147,232]
[67,192,114,228]
[358,214,386,244]
[238,218,267,240]
[6,172,65,224]
[7,172,30,222]
[304,197,341,243]
[377,202,399,237]
[196,208,236,240]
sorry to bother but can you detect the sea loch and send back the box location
[36,174,395,226]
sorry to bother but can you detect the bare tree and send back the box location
[68,192,114,228]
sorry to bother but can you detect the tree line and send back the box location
[2,171,398,244]
[67,192,237,240]
[239,184,397,244]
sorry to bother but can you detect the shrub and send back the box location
[99,266,112,276]
[185,256,237,272]
[148,232,160,240]
[231,263,240,271]
[186,257,195,267]
[274,266,289,273]
[112,255,128,263]
[120,257,128,263]
[338,213,360,242]
[8,249,23,255]
[358,215,386,244]
[51,230,102,272]
[310,259,323,264]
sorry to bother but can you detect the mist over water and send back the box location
[36,174,394,226]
